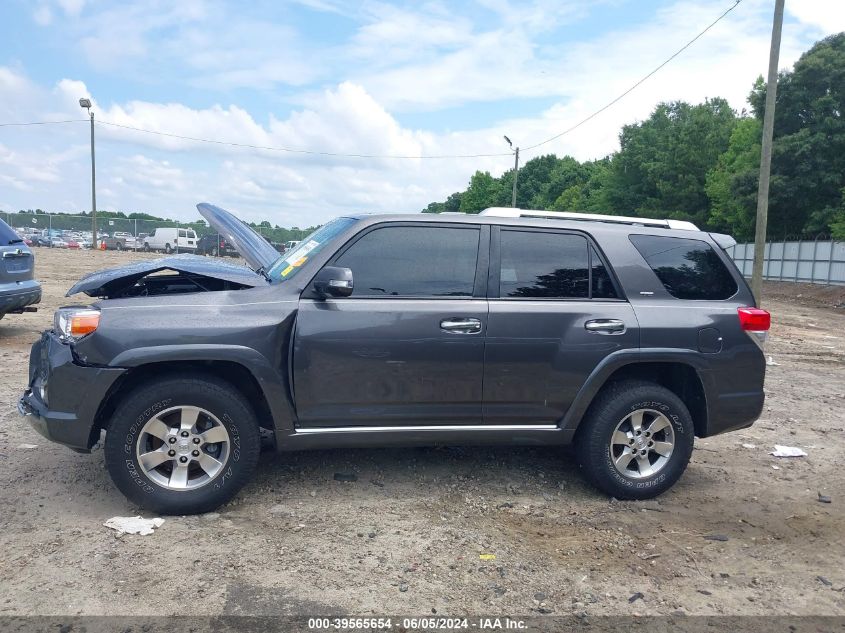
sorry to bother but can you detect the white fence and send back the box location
[728,238,845,286]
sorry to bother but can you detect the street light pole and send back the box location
[504,136,519,208]
[79,98,97,248]
[751,0,785,305]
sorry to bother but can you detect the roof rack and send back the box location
[478,207,699,231]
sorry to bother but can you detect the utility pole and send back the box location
[504,136,519,208]
[79,98,97,248]
[751,0,785,305]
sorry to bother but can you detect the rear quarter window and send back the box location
[629,234,737,300]
[0,219,23,245]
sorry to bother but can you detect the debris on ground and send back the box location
[741,443,757,449]
[817,576,833,587]
[479,553,496,561]
[817,492,832,504]
[15,443,38,449]
[771,445,808,457]
[103,516,165,536]
[628,592,644,603]
[704,534,730,542]
[766,356,780,366]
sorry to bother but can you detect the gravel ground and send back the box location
[0,249,843,617]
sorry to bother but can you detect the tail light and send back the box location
[738,307,770,331]
[738,307,770,347]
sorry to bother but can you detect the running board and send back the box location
[276,424,571,451]
[295,424,559,434]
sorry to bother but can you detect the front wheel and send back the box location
[575,380,694,500]
[164,243,172,254]
[143,243,150,252]
[104,376,261,514]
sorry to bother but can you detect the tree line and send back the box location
[423,33,845,242]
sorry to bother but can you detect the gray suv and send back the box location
[19,204,769,514]
[0,218,41,321]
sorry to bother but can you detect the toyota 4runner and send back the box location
[19,204,769,514]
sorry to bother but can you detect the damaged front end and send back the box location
[66,254,265,299]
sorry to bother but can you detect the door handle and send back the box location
[584,319,625,334]
[440,318,482,334]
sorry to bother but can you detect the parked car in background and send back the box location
[269,241,287,254]
[65,240,81,250]
[0,218,41,321]
[143,227,198,253]
[49,237,67,248]
[285,240,300,251]
[99,236,128,251]
[19,203,768,514]
[196,233,237,257]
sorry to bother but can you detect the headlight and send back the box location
[54,307,100,341]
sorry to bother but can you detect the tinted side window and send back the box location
[629,234,738,300]
[590,245,618,299]
[500,231,589,298]
[335,225,479,297]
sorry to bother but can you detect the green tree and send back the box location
[551,185,582,211]
[604,98,737,226]
[705,117,761,241]
[749,33,845,236]
[459,171,501,214]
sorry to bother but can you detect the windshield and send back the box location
[0,219,23,246]
[268,217,356,282]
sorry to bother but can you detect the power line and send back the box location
[521,0,744,152]
[0,119,88,127]
[0,0,744,160]
[95,120,513,159]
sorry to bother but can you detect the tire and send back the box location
[211,247,219,257]
[575,380,694,500]
[164,243,172,254]
[104,375,261,515]
[143,243,150,252]
[116,243,123,251]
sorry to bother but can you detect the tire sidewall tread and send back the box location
[575,380,694,500]
[104,376,260,515]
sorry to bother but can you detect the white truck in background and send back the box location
[143,228,198,253]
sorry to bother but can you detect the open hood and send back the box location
[66,254,263,297]
[197,203,282,275]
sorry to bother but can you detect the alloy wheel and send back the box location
[135,406,231,491]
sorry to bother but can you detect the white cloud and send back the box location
[56,0,87,16]
[33,5,53,26]
[3,0,844,225]
[787,0,845,33]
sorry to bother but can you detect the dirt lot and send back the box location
[0,249,843,617]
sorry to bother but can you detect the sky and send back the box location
[0,0,843,227]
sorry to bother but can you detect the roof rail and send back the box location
[478,207,699,231]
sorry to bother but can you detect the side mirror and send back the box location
[313,266,353,298]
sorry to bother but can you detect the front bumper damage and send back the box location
[19,331,125,452]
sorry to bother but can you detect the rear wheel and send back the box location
[575,380,694,500]
[104,376,261,514]
[164,243,172,254]
[143,243,150,252]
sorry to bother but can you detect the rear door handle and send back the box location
[584,319,625,334]
[440,318,482,334]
